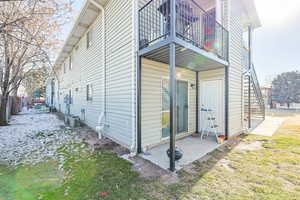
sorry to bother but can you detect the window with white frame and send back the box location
[86,28,93,49]
[86,84,93,101]
[69,56,72,70]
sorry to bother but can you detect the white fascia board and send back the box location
[54,0,98,69]
[240,0,261,30]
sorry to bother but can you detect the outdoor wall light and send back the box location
[180,47,187,52]
[176,72,182,79]
[190,83,196,89]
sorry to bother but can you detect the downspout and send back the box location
[89,0,107,133]
[195,72,199,133]
[51,79,54,109]
[247,25,252,129]
[131,0,138,155]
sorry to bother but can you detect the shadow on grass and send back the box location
[0,142,154,200]
[150,114,300,199]
[138,134,252,199]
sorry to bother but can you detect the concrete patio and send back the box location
[141,135,221,170]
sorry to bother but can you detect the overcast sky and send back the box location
[253,0,300,85]
[66,0,300,86]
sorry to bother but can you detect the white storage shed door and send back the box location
[200,79,225,134]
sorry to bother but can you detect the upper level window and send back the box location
[86,28,93,49]
[86,84,93,101]
[69,56,72,70]
[63,62,66,74]
[68,89,73,104]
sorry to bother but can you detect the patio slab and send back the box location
[250,116,286,136]
[141,135,221,170]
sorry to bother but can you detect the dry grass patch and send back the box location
[146,115,300,200]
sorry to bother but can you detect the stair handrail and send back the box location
[250,64,265,117]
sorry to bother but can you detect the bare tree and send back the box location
[0,0,73,125]
[22,66,48,99]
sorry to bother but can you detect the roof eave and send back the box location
[240,0,261,31]
[54,0,105,69]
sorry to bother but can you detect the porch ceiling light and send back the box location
[176,72,182,79]
[180,47,187,52]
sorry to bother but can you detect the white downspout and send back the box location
[89,0,106,139]
[130,0,138,156]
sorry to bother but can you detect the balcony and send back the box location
[138,0,229,70]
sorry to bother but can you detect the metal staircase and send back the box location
[243,64,265,130]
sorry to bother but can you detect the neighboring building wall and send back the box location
[290,103,300,109]
[45,78,56,107]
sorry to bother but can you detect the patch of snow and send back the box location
[120,154,135,164]
[235,141,263,151]
[216,158,235,172]
[0,109,82,167]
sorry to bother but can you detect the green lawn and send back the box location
[0,144,153,200]
[1,115,300,200]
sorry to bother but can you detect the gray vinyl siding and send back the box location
[53,0,136,149]
[56,14,104,129]
[51,0,246,151]
[227,0,243,136]
[199,68,225,80]
[104,0,134,147]
[73,13,104,130]
[139,0,148,8]
[139,0,244,142]
[141,58,196,149]
[53,0,135,147]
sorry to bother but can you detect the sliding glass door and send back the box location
[162,79,189,138]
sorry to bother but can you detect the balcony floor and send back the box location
[139,39,228,72]
[141,135,222,170]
